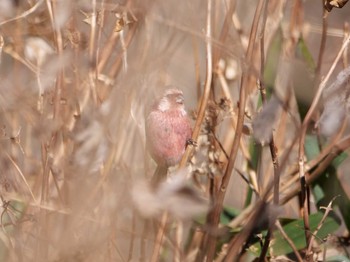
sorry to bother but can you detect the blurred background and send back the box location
[0,0,349,261]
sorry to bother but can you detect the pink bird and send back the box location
[145,88,192,185]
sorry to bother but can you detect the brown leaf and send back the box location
[324,0,349,11]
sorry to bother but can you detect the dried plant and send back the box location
[0,0,349,261]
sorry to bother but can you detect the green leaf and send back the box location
[304,135,350,231]
[194,206,240,227]
[296,37,316,71]
[263,27,283,91]
[220,206,240,226]
[313,165,350,232]
[293,37,316,120]
[248,212,340,257]
[326,255,350,262]
[245,138,260,207]
[244,187,253,208]
[305,135,321,160]
[313,184,325,203]
[331,152,348,168]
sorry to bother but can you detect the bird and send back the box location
[145,88,192,186]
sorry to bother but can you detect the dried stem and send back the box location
[343,22,349,68]
[0,0,45,27]
[256,1,281,259]
[212,0,236,65]
[109,25,137,78]
[306,196,338,257]
[127,209,136,261]
[315,6,329,79]
[150,212,169,262]
[89,0,98,104]
[152,0,215,259]
[275,220,303,262]
[180,0,213,166]
[282,133,350,205]
[298,32,350,247]
[223,0,267,259]
[5,152,36,202]
[174,220,183,262]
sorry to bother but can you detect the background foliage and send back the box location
[0,0,349,261]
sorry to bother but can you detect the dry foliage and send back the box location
[0,0,349,261]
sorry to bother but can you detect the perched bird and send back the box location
[145,88,192,186]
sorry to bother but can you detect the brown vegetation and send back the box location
[0,0,349,261]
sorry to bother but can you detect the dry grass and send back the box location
[0,0,349,261]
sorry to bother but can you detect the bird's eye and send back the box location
[175,95,184,104]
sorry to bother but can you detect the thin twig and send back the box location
[140,219,148,261]
[174,220,183,262]
[109,24,137,78]
[225,201,267,261]
[235,168,260,196]
[281,134,350,205]
[151,0,215,257]
[150,212,169,262]
[275,220,303,262]
[315,4,329,80]
[5,153,36,202]
[97,31,120,74]
[180,0,213,167]
[155,4,215,259]
[89,0,98,104]
[149,14,238,61]
[257,17,279,207]
[306,196,338,258]
[127,209,136,261]
[0,0,45,27]
[3,46,38,73]
[278,114,347,199]
[95,0,106,72]
[343,22,349,68]
[224,0,267,259]
[212,0,237,65]
[257,2,278,259]
[254,110,348,213]
[188,2,214,262]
